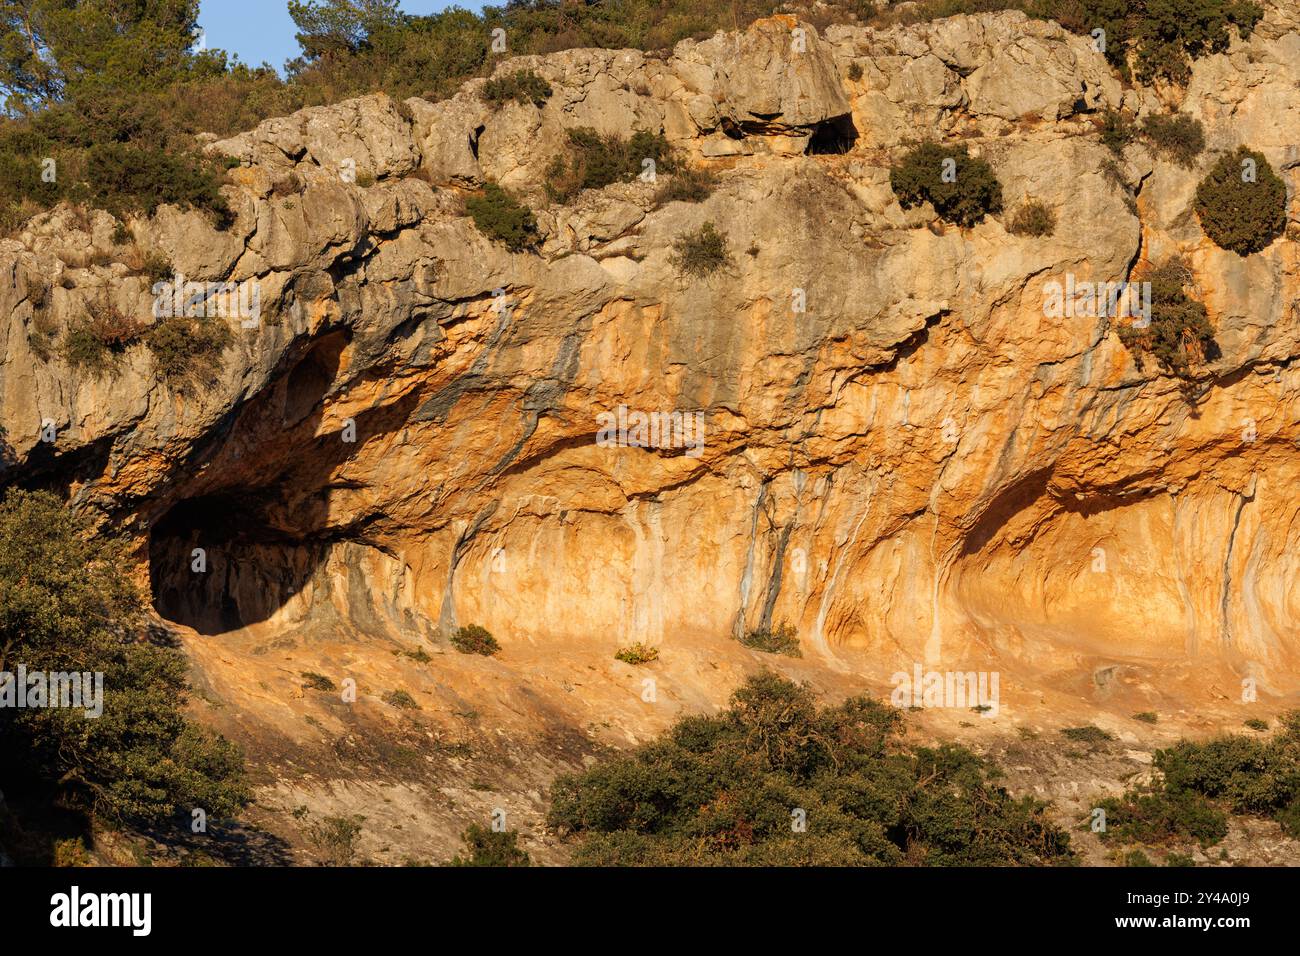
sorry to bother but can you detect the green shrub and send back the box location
[138,251,174,285]
[0,489,248,827]
[481,70,552,108]
[1140,112,1205,168]
[466,181,539,252]
[1125,849,1155,867]
[145,314,234,390]
[383,689,420,710]
[301,671,336,692]
[451,624,500,656]
[1277,798,1300,839]
[1117,259,1215,376]
[1133,711,1159,724]
[890,142,1002,227]
[547,672,1074,866]
[1099,109,1136,156]
[1008,199,1056,237]
[739,622,802,657]
[1097,786,1229,847]
[1094,714,1300,843]
[1194,146,1287,256]
[545,127,674,203]
[670,221,731,277]
[615,642,660,665]
[653,166,716,206]
[1060,725,1115,746]
[305,814,365,866]
[1130,0,1263,84]
[61,304,145,375]
[1165,851,1197,867]
[447,824,532,866]
[922,1,1261,84]
[1244,718,1269,732]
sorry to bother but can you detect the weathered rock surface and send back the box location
[2,8,1299,861]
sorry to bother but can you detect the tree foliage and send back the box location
[1097,713,1300,849]
[465,181,539,252]
[890,142,1003,228]
[1117,258,1215,376]
[1194,146,1287,256]
[447,824,532,866]
[0,489,248,827]
[547,672,1074,865]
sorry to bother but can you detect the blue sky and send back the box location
[197,1,484,73]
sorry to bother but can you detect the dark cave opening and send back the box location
[807,115,859,155]
[149,493,325,635]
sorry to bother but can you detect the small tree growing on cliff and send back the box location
[890,142,1003,228]
[466,181,539,253]
[669,221,731,277]
[481,69,553,108]
[1194,147,1287,256]
[1117,259,1215,376]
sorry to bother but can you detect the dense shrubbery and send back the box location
[451,624,501,656]
[0,2,247,233]
[739,622,802,657]
[145,314,234,390]
[1098,110,1206,169]
[447,824,532,866]
[0,0,1266,233]
[915,0,1262,83]
[615,642,660,665]
[465,181,539,252]
[1096,713,1300,851]
[548,672,1074,865]
[890,143,1003,228]
[1098,786,1229,847]
[545,127,675,203]
[0,489,248,830]
[1140,113,1205,168]
[1194,147,1287,256]
[1117,259,1215,376]
[61,304,145,375]
[654,166,717,206]
[481,69,552,108]
[670,221,731,277]
[1008,199,1056,237]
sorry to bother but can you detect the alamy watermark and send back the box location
[152,272,261,328]
[0,665,104,718]
[891,663,1000,718]
[596,405,706,458]
[1043,274,1150,328]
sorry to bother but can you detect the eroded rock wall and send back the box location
[2,8,1299,705]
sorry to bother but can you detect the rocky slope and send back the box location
[2,8,1299,863]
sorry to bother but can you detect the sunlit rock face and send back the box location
[3,7,1300,715]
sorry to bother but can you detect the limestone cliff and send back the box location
[2,9,1298,862]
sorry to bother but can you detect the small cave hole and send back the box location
[807,115,859,155]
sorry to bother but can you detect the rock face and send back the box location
[3,6,1300,756]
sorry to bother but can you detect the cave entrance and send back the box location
[807,115,859,155]
[148,493,325,635]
